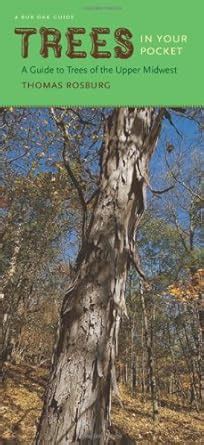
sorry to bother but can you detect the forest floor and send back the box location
[0,363,203,444]
[112,385,204,444]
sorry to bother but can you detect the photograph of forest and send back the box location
[0,107,203,444]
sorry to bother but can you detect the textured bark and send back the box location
[36,108,164,444]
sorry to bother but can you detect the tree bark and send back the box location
[36,107,164,444]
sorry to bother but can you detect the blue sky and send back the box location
[2,107,202,262]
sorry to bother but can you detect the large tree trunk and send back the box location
[36,108,164,444]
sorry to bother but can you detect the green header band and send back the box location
[1,0,203,106]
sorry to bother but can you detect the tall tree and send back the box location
[36,107,165,443]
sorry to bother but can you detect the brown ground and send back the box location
[112,385,204,444]
[0,364,203,444]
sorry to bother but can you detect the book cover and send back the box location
[0,1,203,444]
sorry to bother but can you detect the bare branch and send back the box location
[129,244,146,281]
[148,184,174,196]
[69,108,98,127]
[170,207,190,253]
[164,109,183,138]
[165,153,202,200]
[50,107,87,241]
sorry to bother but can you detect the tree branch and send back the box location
[165,153,202,200]
[148,184,174,196]
[50,107,87,241]
[129,243,146,281]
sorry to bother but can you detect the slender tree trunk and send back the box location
[167,320,182,400]
[0,224,22,378]
[140,282,158,420]
[182,311,199,410]
[192,304,202,409]
[132,353,137,395]
[131,321,137,395]
[169,374,174,395]
[190,269,204,409]
[189,209,203,409]
[197,270,204,409]
[151,301,159,418]
[141,320,146,400]
[36,108,164,444]
[0,294,4,382]
[125,347,128,385]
